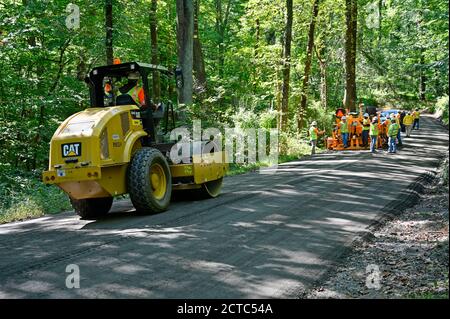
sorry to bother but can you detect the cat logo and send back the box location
[61,143,81,157]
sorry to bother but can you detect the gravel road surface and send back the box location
[0,115,447,298]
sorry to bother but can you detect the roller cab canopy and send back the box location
[84,62,177,143]
[85,62,174,108]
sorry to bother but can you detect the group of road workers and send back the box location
[309,107,421,156]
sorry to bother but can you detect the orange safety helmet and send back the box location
[113,58,121,65]
[336,109,345,117]
[104,83,112,93]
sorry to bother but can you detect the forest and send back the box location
[0,0,448,222]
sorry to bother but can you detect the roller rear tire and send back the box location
[70,197,113,219]
[127,147,172,213]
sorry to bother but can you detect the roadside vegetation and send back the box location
[0,165,71,224]
[431,95,449,126]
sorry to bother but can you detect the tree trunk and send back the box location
[166,0,177,100]
[215,0,232,78]
[150,0,161,103]
[419,50,426,101]
[343,0,357,112]
[297,0,320,131]
[255,18,260,57]
[176,0,194,106]
[315,45,327,109]
[276,73,283,132]
[77,49,87,81]
[378,0,382,43]
[193,0,207,94]
[105,0,113,65]
[417,10,426,101]
[253,18,260,93]
[33,39,71,169]
[280,0,293,133]
[433,57,442,97]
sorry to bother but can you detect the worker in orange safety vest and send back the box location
[118,72,146,107]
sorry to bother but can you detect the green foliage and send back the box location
[0,165,70,224]
[259,109,278,130]
[0,199,45,224]
[435,95,449,125]
[227,162,264,176]
[0,0,446,169]
[283,132,314,157]
[407,289,449,299]
[358,0,449,102]
[305,100,335,136]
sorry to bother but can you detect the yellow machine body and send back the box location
[42,105,228,200]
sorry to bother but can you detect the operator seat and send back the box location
[116,94,138,106]
[153,102,165,126]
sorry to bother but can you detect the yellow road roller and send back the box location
[43,62,227,218]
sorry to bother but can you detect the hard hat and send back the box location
[311,121,317,126]
[389,113,395,118]
[380,117,386,122]
[341,116,347,120]
[113,58,121,65]
[372,117,378,122]
[128,72,140,80]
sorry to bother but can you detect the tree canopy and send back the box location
[0,0,448,172]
